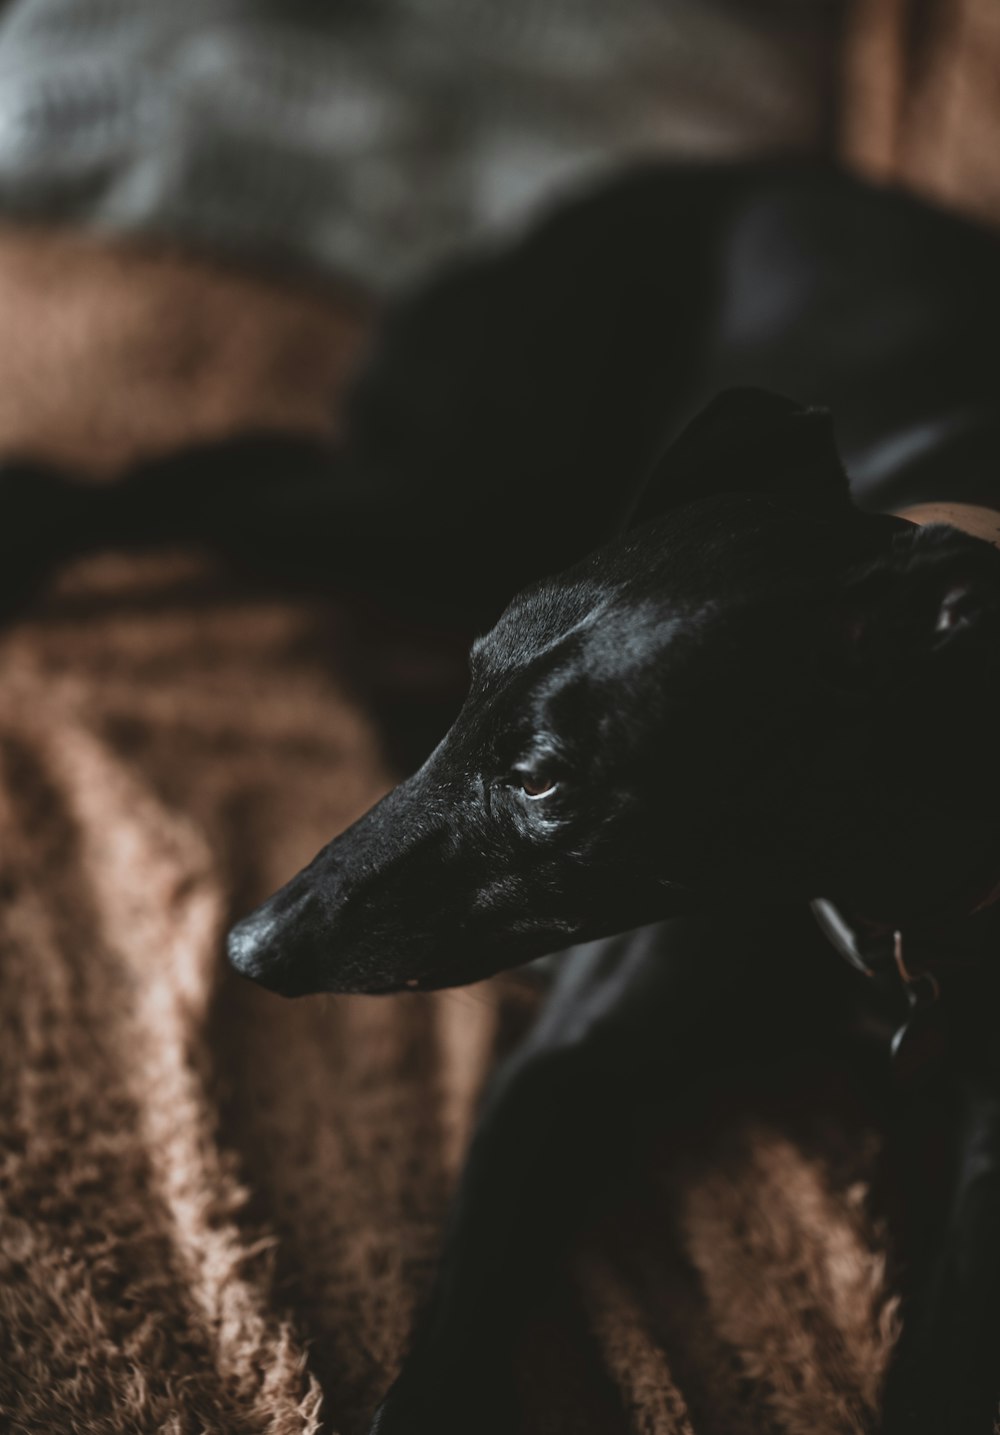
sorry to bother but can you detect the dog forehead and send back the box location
[470,575,612,680]
[469,494,854,696]
[468,520,707,681]
[471,588,701,725]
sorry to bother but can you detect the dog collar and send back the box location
[810,899,949,1087]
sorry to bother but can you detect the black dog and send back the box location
[228,163,1000,1434]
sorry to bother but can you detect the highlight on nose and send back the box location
[226,854,339,995]
[227,906,295,991]
[228,907,277,977]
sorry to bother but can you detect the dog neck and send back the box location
[877,498,1000,924]
[894,502,1000,926]
[816,498,1000,1082]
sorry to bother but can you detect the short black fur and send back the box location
[222,163,1000,1433]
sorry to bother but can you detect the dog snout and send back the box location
[227,876,329,996]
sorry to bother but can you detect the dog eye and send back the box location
[516,773,558,800]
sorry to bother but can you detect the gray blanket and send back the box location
[0,0,838,288]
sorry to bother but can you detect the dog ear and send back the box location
[625,388,853,529]
[837,526,1000,683]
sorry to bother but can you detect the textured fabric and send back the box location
[0,0,840,288]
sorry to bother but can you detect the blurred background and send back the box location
[0,0,993,477]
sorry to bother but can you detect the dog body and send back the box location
[228,165,1000,1433]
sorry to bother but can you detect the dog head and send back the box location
[229,389,1000,995]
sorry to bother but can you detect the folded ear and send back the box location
[625,388,854,529]
[838,526,1000,685]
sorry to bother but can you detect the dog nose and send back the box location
[227,875,332,996]
[227,908,288,990]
